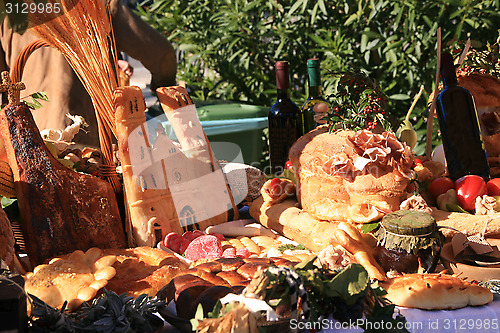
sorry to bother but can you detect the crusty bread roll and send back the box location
[103,246,188,297]
[249,196,339,252]
[0,205,15,270]
[431,208,500,237]
[249,197,385,279]
[381,273,493,310]
[289,126,414,223]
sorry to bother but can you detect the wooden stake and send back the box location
[426,27,442,159]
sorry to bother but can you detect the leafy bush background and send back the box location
[136,0,500,155]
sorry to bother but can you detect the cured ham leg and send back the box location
[114,86,237,247]
[0,102,126,266]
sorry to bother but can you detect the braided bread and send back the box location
[159,257,297,320]
[381,272,493,310]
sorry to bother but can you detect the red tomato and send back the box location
[427,177,455,203]
[285,160,293,170]
[487,178,500,196]
[455,175,487,211]
[269,178,283,197]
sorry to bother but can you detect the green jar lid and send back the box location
[380,210,437,236]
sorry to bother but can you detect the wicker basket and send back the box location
[8,39,121,193]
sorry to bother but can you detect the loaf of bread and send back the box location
[289,127,414,223]
[249,196,339,252]
[25,248,117,311]
[457,72,500,108]
[381,272,493,310]
[103,246,188,297]
[0,205,15,270]
[457,73,500,176]
[159,257,296,319]
[114,86,238,246]
[432,208,500,237]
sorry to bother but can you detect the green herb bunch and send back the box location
[29,289,165,333]
[267,259,408,332]
[326,71,391,132]
[191,260,407,333]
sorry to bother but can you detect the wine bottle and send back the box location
[268,61,300,175]
[435,52,490,181]
[300,58,330,135]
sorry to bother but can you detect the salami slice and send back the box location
[184,235,223,261]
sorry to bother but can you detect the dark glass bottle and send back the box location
[435,52,490,181]
[268,61,300,175]
[300,59,330,135]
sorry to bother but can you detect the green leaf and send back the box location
[294,255,317,270]
[446,203,473,214]
[1,197,16,209]
[288,0,303,16]
[329,263,370,305]
[208,300,223,319]
[344,13,359,26]
[361,221,379,233]
[30,91,48,101]
[277,243,307,252]
[390,94,410,100]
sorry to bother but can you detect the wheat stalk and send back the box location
[26,0,121,192]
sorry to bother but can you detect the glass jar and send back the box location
[374,210,444,273]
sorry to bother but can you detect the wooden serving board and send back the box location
[440,238,500,281]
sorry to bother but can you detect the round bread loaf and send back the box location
[457,72,500,108]
[289,126,414,223]
[457,72,500,175]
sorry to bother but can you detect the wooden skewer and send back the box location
[405,84,425,122]
[426,27,442,159]
[458,38,471,66]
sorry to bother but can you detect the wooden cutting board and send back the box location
[440,237,500,281]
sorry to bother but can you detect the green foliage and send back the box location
[29,290,165,332]
[137,0,498,105]
[325,70,391,131]
[1,91,49,110]
[137,0,499,153]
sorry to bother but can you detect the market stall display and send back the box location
[2,1,500,332]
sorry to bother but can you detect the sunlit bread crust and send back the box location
[381,273,493,310]
[457,72,500,108]
[289,126,413,223]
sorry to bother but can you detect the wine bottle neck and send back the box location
[275,61,290,90]
[308,84,321,98]
[440,52,458,87]
[277,88,291,99]
[442,75,458,87]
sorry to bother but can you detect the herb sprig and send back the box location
[29,289,165,333]
[326,71,391,132]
